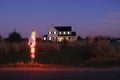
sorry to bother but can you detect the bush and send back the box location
[88,40,116,57]
[0,42,30,64]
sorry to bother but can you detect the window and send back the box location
[43,37,46,40]
[58,37,63,42]
[68,32,70,35]
[49,37,52,40]
[59,32,62,35]
[48,31,51,34]
[54,31,57,34]
[63,32,66,34]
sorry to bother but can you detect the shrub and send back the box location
[36,42,60,53]
[88,40,116,57]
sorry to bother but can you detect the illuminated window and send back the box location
[49,37,52,40]
[54,31,57,34]
[63,32,66,34]
[48,31,51,34]
[68,32,70,34]
[58,37,63,42]
[43,37,46,40]
[59,32,61,35]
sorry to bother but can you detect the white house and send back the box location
[42,26,77,42]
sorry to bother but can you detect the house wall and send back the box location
[48,27,58,41]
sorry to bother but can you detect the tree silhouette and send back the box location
[77,36,82,41]
[8,29,22,42]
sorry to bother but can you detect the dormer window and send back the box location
[48,31,51,34]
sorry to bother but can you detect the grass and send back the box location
[111,43,120,56]
[0,40,120,67]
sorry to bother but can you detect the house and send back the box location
[42,26,76,42]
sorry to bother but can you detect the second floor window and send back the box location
[68,32,70,35]
[59,32,62,35]
[63,32,66,35]
[54,31,57,34]
[48,31,52,34]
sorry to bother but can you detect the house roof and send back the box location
[54,26,71,31]
[42,35,47,37]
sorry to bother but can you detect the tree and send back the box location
[77,36,82,41]
[8,29,22,42]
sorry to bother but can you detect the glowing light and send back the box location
[31,48,35,53]
[43,37,46,40]
[68,32,70,34]
[48,31,51,34]
[28,30,36,62]
[58,37,64,42]
[31,53,35,59]
[59,32,61,35]
[49,37,52,40]
[63,32,66,34]
[54,31,57,34]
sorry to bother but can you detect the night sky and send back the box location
[0,0,120,38]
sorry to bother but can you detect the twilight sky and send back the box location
[0,0,120,38]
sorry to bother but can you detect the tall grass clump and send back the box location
[36,42,60,53]
[66,41,88,48]
[88,40,116,58]
[0,41,30,64]
[111,43,120,56]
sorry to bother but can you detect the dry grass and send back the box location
[0,40,119,65]
[36,42,60,53]
[88,40,116,57]
[66,41,88,48]
[111,43,120,56]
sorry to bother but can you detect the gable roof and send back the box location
[54,26,71,31]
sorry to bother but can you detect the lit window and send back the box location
[59,32,61,35]
[68,32,70,34]
[63,32,66,34]
[48,31,51,34]
[49,37,52,40]
[54,31,57,34]
[43,37,46,40]
[58,37,63,42]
